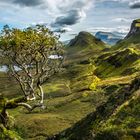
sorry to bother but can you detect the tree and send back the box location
[0,25,64,127]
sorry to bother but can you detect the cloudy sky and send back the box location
[0,0,140,41]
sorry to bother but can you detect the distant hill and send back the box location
[95,31,122,45]
[68,31,105,48]
[65,31,107,64]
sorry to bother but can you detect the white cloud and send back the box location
[48,55,63,59]
[62,27,73,32]
[112,18,130,22]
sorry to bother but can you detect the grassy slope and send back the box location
[51,78,140,140]
[95,46,140,78]
[7,64,107,140]
[0,72,21,98]
[96,90,140,140]
[114,33,140,50]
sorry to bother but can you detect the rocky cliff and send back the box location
[125,19,140,39]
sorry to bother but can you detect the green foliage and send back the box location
[0,25,64,138]
[0,25,63,58]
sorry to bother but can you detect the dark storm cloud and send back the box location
[50,0,92,28]
[51,10,84,27]
[13,0,43,7]
[2,0,44,7]
[129,1,140,9]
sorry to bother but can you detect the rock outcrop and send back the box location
[125,19,140,39]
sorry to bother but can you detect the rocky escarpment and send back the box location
[125,19,140,39]
[114,19,140,49]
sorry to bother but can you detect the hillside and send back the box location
[95,47,140,78]
[50,77,140,140]
[68,31,105,48]
[65,31,107,64]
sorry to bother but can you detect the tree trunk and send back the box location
[38,84,44,104]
